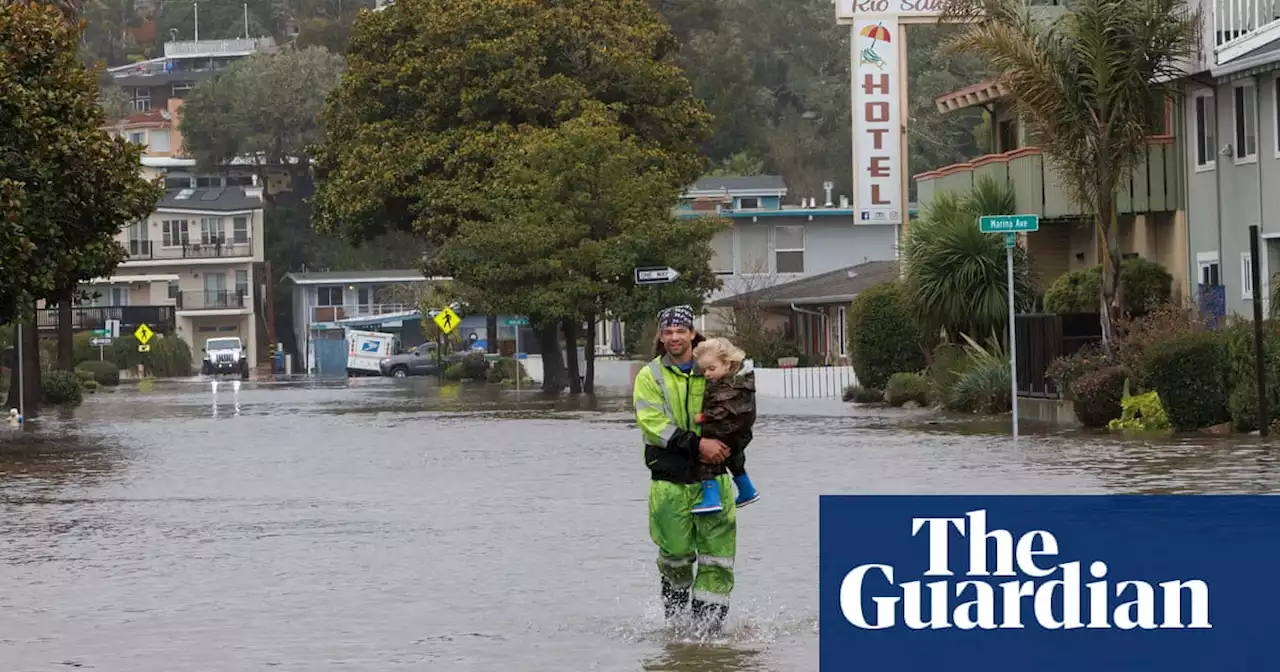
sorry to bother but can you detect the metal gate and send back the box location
[312,337,348,377]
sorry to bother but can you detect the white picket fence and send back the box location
[754,366,857,399]
[516,357,857,399]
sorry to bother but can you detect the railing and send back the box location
[126,239,254,260]
[914,143,1180,218]
[164,38,276,57]
[109,60,168,78]
[1014,313,1103,398]
[1213,0,1280,63]
[754,365,857,399]
[36,305,176,334]
[177,290,248,311]
[309,303,416,324]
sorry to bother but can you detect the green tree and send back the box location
[903,177,1038,343]
[311,0,713,391]
[941,0,1197,352]
[2,2,163,412]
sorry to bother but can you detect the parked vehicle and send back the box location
[201,337,249,379]
[346,329,399,376]
[379,341,464,378]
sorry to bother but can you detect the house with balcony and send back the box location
[106,37,277,114]
[78,185,268,370]
[678,175,903,341]
[1179,0,1280,318]
[282,269,447,375]
[915,83,1189,302]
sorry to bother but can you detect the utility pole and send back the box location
[265,260,276,379]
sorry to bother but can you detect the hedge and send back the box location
[42,370,83,406]
[885,372,933,407]
[847,281,927,390]
[1069,365,1126,428]
[1143,331,1230,432]
[1043,257,1173,316]
[75,360,120,387]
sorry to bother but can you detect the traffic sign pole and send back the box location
[978,214,1038,441]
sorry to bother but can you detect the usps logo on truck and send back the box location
[361,341,380,353]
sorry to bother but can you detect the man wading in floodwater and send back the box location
[633,305,736,633]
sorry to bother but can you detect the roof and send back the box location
[686,175,788,196]
[107,109,171,129]
[283,270,443,285]
[709,260,900,308]
[935,79,1011,114]
[157,187,264,212]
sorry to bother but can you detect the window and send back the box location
[131,87,150,112]
[1199,257,1221,286]
[1234,82,1258,162]
[161,219,189,247]
[232,216,249,244]
[737,226,770,274]
[1275,76,1280,156]
[200,217,224,245]
[127,131,146,145]
[1242,253,1255,300]
[196,176,220,188]
[836,306,848,356]
[168,281,179,301]
[226,175,254,186]
[235,269,249,298]
[150,130,171,153]
[171,81,194,97]
[1194,90,1216,169]
[165,174,192,189]
[737,197,759,210]
[710,230,734,274]
[774,225,805,274]
[317,286,344,306]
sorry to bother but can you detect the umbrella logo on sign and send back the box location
[859,22,891,70]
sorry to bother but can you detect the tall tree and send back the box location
[940,0,1197,351]
[311,0,713,390]
[1,1,163,411]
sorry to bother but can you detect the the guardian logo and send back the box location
[839,509,1211,631]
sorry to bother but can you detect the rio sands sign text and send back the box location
[836,0,950,20]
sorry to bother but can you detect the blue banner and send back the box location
[819,495,1280,671]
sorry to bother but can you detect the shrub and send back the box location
[929,341,971,400]
[943,334,1011,414]
[1107,384,1170,431]
[1045,342,1110,400]
[846,281,928,390]
[459,352,489,379]
[42,370,83,406]
[487,358,531,384]
[1069,365,1126,428]
[75,368,96,382]
[885,372,934,407]
[1042,258,1173,316]
[1143,331,1230,432]
[82,379,100,393]
[76,360,120,386]
[443,362,465,380]
[843,385,884,403]
[1114,304,1211,391]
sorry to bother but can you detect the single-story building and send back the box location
[708,260,900,365]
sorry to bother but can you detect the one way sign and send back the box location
[634,266,681,285]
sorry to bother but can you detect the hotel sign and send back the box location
[852,19,902,224]
[836,0,951,21]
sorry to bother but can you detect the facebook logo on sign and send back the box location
[819,495,1280,671]
[860,211,871,221]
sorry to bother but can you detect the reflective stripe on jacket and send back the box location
[634,355,707,483]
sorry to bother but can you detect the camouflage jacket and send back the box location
[698,362,756,453]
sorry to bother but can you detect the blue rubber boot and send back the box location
[734,472,760,508]
[691,479,724,515]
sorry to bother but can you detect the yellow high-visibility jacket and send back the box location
[634,354,707,484]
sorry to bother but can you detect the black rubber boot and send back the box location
[661,579,690,620]
[691,599,729,635]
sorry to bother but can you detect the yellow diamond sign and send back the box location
[134,323,154,345]
[433,306,460,335]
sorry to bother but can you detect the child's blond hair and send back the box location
[693,337,746,368]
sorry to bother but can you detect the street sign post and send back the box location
[134,323,154,354]
[105,318,120,338]
[978,214,1040,440]
[433,306,460,335]
[634,266,681,285]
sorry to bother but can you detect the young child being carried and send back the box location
[691,336,759,515]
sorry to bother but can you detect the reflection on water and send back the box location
[0,377,1277,670]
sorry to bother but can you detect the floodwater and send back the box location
[2,371,1279,671]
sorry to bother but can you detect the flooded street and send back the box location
[2,376,1279,671]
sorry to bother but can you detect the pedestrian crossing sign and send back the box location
[433,306,460,335]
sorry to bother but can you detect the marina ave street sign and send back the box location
[979,214,1040,233]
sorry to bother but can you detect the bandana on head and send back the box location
[657,305,695,330]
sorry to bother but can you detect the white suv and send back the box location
[201,337,249,378]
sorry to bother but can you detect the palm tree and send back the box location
[904,176,1038,343]
[939,0,1197,354]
